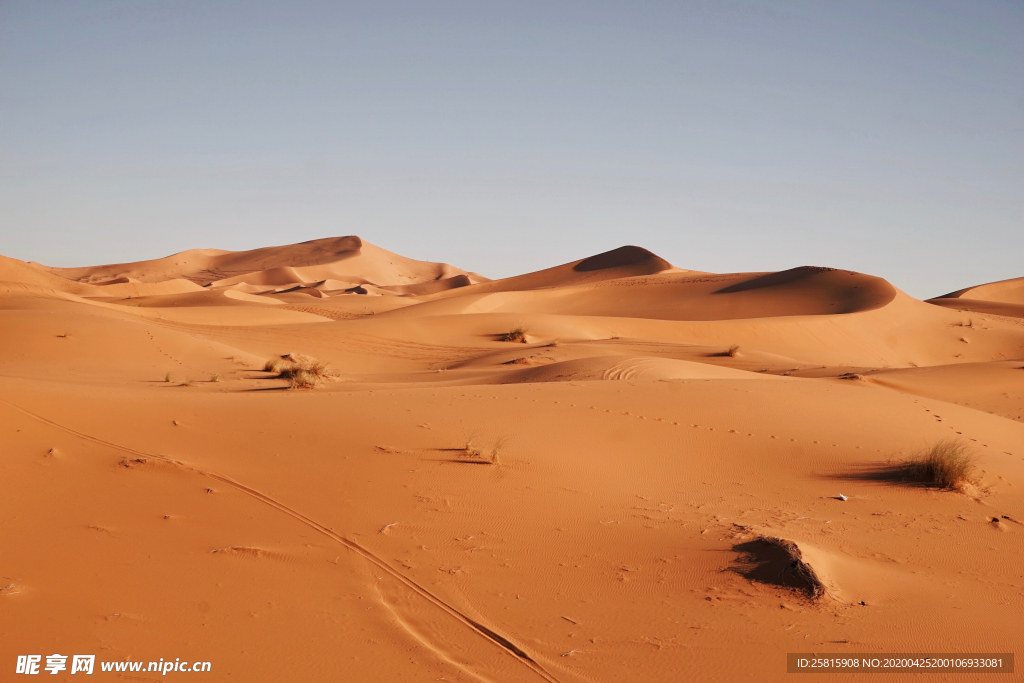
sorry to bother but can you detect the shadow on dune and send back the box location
[832,461,939,489]
[711,266,898,314]
[715,266,836,294]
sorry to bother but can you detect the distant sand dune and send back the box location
[41,235,488,291]
[388,265,897,322]
[927,275,1024,318]
[936,275,1024,305]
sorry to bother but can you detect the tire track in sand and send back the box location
[0,397,565,683]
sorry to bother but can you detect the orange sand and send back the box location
[2,238,1022,681]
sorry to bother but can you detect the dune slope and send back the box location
[928,275,1024,319]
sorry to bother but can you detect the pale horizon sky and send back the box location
[1,1,1021,299]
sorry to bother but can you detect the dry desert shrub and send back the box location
[501,324,528,343]
[165,371,175,383]
[268,354,336,389]
[462,436,482,458]
[210,373,222,383]
[488,437,508,465]
[459,436,504,465]
[178,379,196,388]
[727,344,741,357]
[263,357,286,373]
[902,439,975,490]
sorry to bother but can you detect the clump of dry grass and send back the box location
[267,353,336,389]
[488,437,507,465]
[902,439,975,490]
[726,344,740,357]
[460,436,505,465]
[500,324,528,343]
[210,373,222,383]
[546,339,561,347]
[178,379,196,387]
[165,371,175,383]
[462,436,482,458]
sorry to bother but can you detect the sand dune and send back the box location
[2,238,1022,682]
[420,245,680,301]
[0,253,105,296]
[866,361,1024,422]
[398,265,897,321]
[928,275,1024,319]
[43,235,487,289]
[91,277,205,298]
[938,275,1024,304]
[84,288,288,309]
[380,273,474,296]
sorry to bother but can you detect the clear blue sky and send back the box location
[1,1,1021,298]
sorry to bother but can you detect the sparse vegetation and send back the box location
[263,357,286,373]
[488,437,507,465]
[266,353,336,389]
[210,373,222,382]
[727,345,740,357]
[178,379,196,387]
[902,439,975,490]
[165,372,175,383]
[546,339,561,347]
[459,436,504,465]
[462,437,482,458]
[500,324,528,343]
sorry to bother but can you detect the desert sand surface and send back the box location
[2,237,1022,682]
